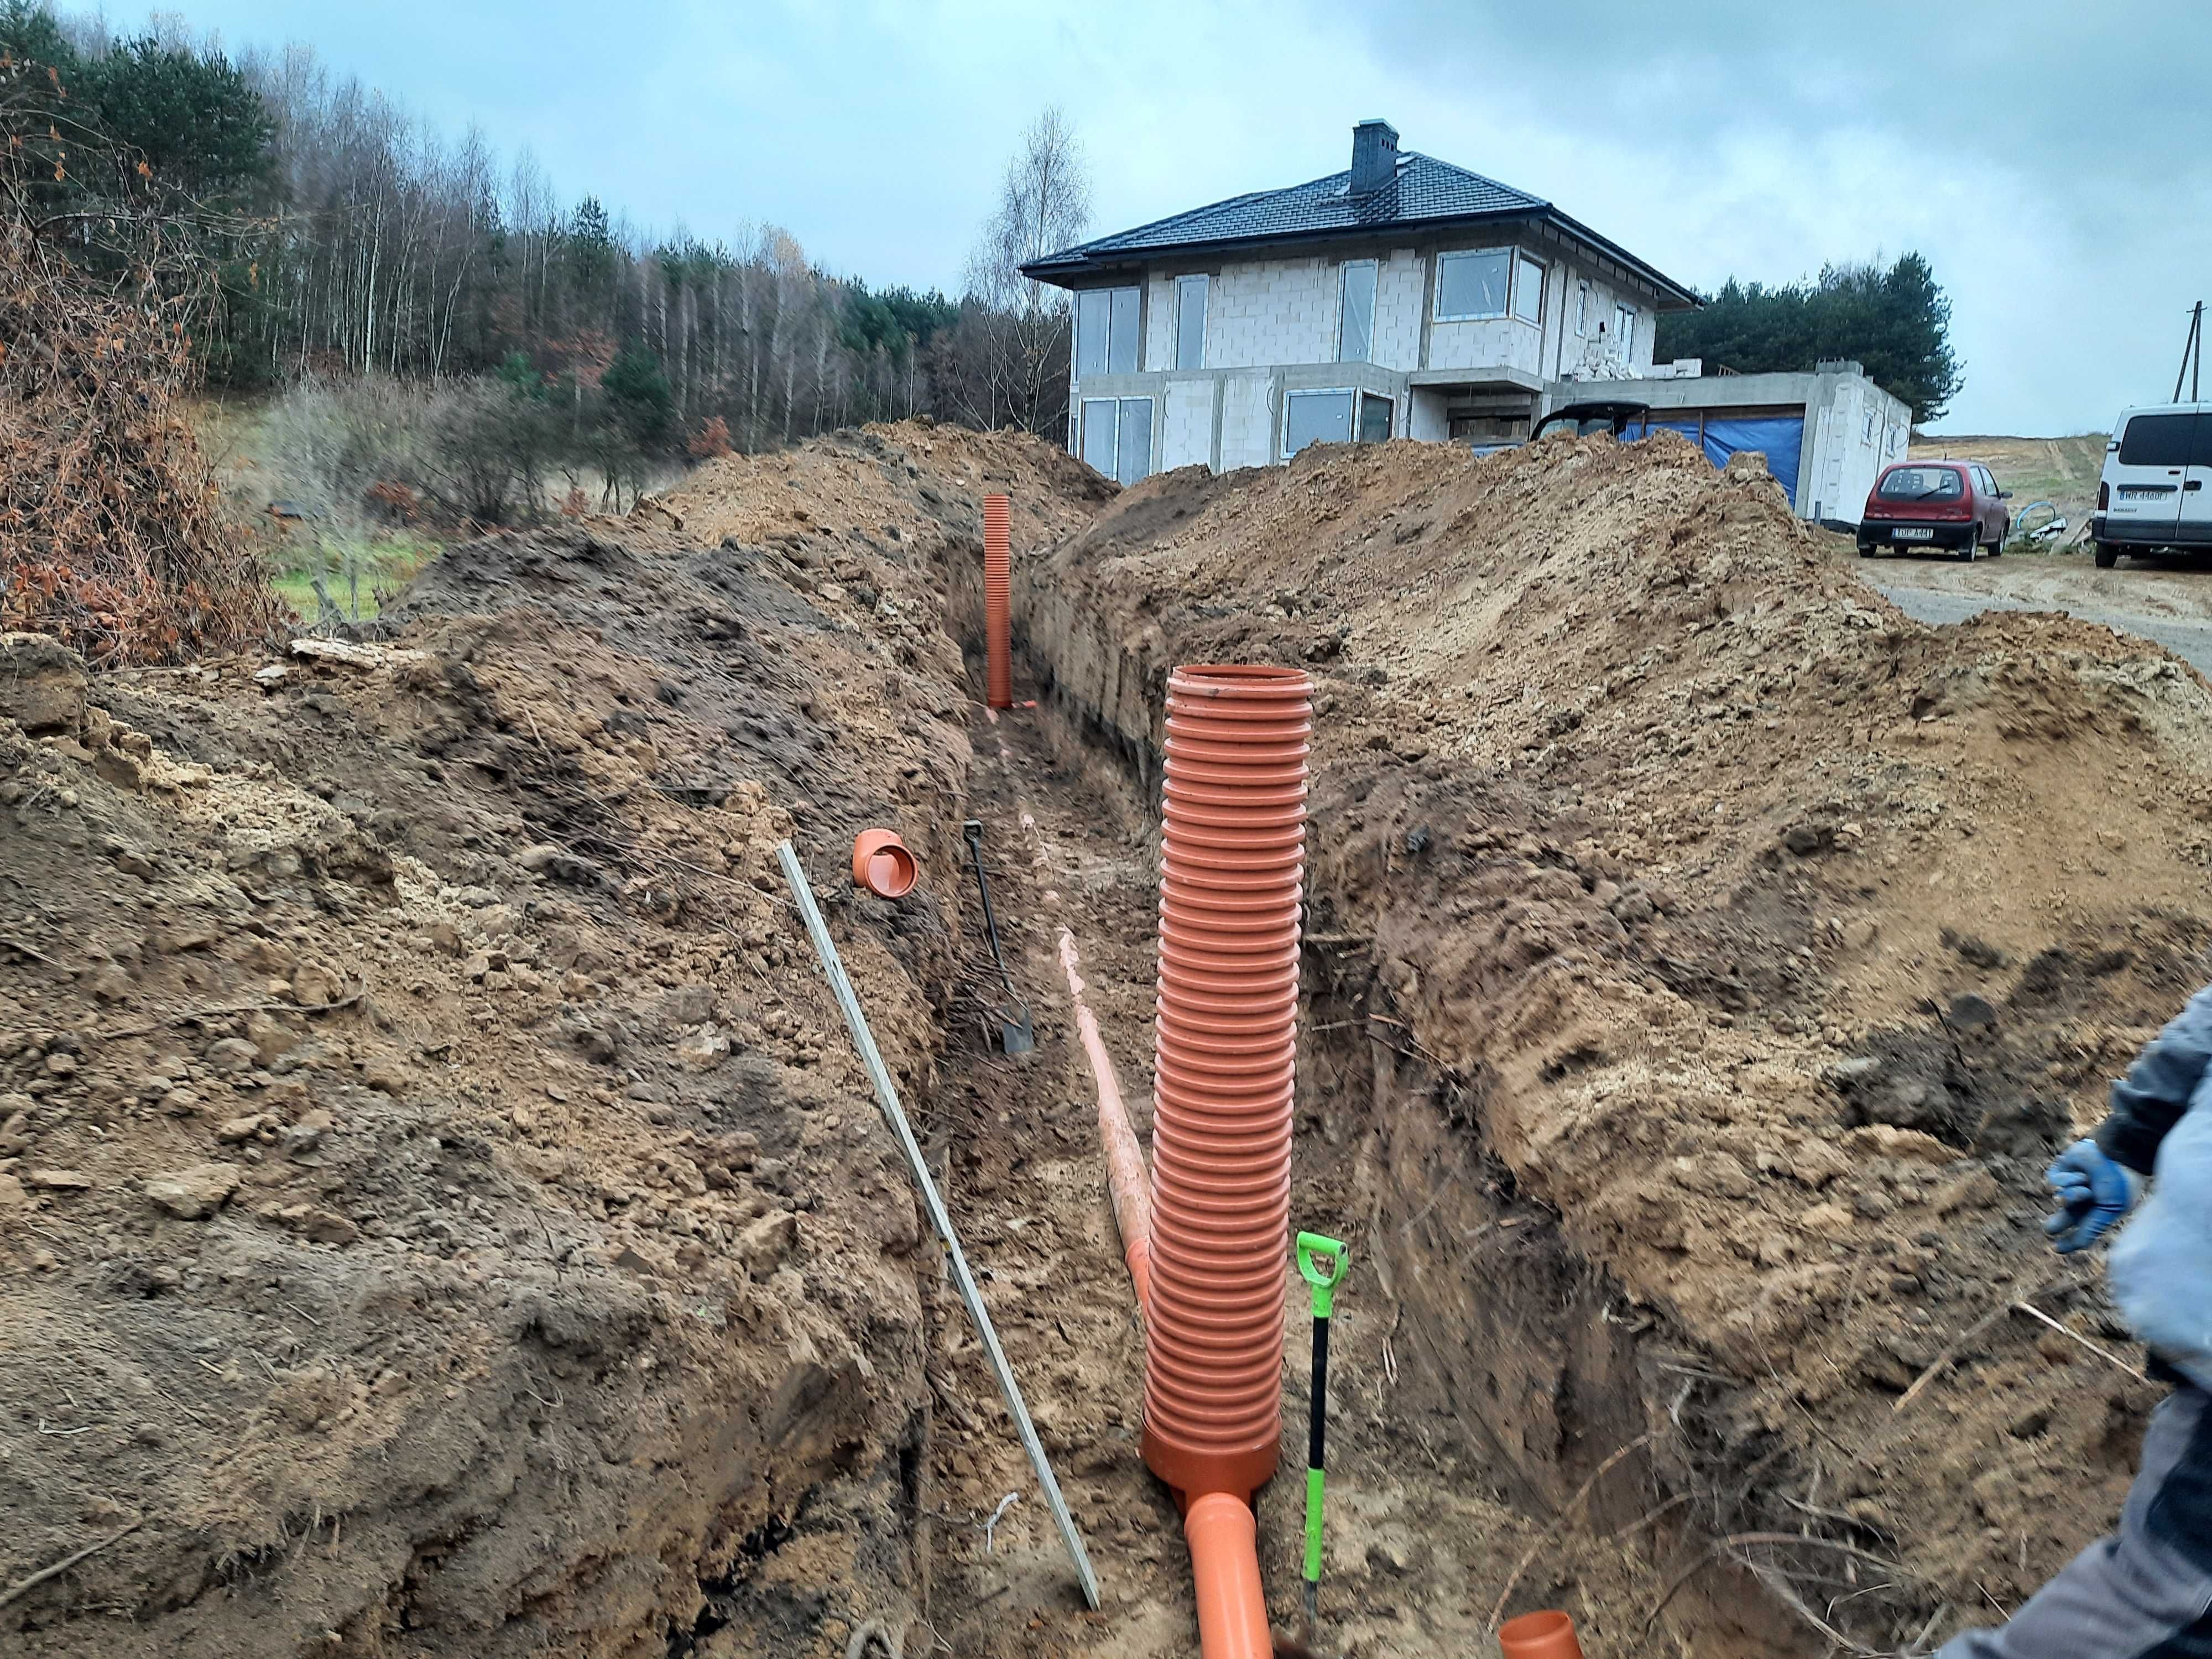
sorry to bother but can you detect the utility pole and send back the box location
[2174,301,2203,404]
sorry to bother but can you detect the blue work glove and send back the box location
[2044,1141,2142,1254]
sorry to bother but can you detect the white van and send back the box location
[2094,404,2212,567]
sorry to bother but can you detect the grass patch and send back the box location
[268,531,440,623]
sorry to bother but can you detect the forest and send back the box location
[0,2,1073,462]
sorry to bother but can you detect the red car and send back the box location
[1857,461,2012,560]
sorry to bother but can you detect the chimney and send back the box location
[1350,119,1399,195]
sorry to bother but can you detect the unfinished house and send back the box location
[1026,120,1908,524]
[1023,119,1696,480]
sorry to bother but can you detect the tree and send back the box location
[1654,252,1963,423]
[953,106,1090,435]
[77,33,273,202]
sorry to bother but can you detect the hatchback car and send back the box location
[1858,461,2010,560]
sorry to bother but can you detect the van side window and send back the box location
[2119,414,2195,467]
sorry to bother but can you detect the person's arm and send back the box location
[2047,984,2212,1253]
[2098,983,2212,1175]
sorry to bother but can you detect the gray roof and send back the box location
[1022,151,1697,307]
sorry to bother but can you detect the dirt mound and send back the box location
[1024,430,2212,1652]
[0,482,1005,1652]
[649,418,1110,560]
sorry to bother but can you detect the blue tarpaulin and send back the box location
[1628,414,1805,506]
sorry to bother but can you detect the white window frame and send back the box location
[1282,387,1358,459]
[1076,285,1142,378]
[1082,395,1154,485]
[1575,280,1591,337]
[1614,302,1639,361]
[1338,259,1378,364]
[1511,253,1546,326]
[1434,247,1513,322]
[1357,390,1395,444]
[1174,274,1207,371]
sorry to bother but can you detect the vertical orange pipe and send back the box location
[1144,663,1312,1659]
[984,493,1013,710]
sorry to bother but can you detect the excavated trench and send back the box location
[921,550,1814,1657]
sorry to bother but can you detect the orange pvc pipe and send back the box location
[1057,927,1154,1310]
[1143,663,1312,1659]
[851,828,917,899]
[1499,1610,1585,1659]
[984,494,1013,709]
[1186,1493,1271,1659]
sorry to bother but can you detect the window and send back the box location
[1575,281,1591,337]
[1512,253,1545,324]
[1175,275,1207,370]
[1436,249,1510,320]
[1285,390,1395,455]
[1082,397,1153,486]
[1358,393,1394,444]
[1614,304,1638,360]
[2119,413,2195,467]
[1338,260,1377,363]
[1876,466,1964,501]
[1075,286,1141,377]
[1115,398,1152,484]
[1285,390,1354,455]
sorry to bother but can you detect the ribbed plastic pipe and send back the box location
[983,494,1013,710]
[1142,663,1312,1504]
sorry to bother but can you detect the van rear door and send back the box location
[2106,410,2191,544]
[2183,412,2212,547]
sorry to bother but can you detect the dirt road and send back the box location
[1859,547,2212,674]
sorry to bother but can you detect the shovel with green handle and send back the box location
[1296,1231,1350,1641]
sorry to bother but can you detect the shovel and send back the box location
[1296,1231,1350,1642]
[963,820,1036,1055]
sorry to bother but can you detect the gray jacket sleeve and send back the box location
[2099,983,2212,1176]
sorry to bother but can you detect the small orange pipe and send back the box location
[851,829,917,899]
[1499,1609,1585,1659]
[1057,927,1154,1310]
[984,494,1013,710]
[1186,1493,1271,1659]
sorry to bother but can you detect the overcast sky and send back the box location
[157,1,2210,433]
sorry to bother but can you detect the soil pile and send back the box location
[0,420,1093,1657]
[1026,430,2212,1652]
[650,418,1109,560]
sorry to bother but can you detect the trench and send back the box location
[900,555,1820,1658]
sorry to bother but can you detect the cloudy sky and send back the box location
[163,1,2208,433]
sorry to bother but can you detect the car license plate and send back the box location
[2119,486,2171,501]
[1892,527,1934,541]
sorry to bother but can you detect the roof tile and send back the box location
[1035,153,1550,265]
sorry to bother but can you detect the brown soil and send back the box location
[1021,430,2212,1654]
[9,414,2208,1659]
[0,419,1087,1658]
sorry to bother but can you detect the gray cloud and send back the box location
[174,0,2199,432]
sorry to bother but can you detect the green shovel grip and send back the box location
[1296,1231,1349,1318]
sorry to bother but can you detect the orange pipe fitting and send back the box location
[1499,1610,1585,1659]
[1143,663,1312,1659]
[983,493,1013,710]
[851,829,916,899]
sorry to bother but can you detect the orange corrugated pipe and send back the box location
[984,494,1013,709]
[1144,663,1312,1659]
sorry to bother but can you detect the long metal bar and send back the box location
[775,840,1100,1611]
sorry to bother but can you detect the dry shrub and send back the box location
[0,200,278,666]
[688,415,733,460]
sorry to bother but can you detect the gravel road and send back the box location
[1849,548,2212,676]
